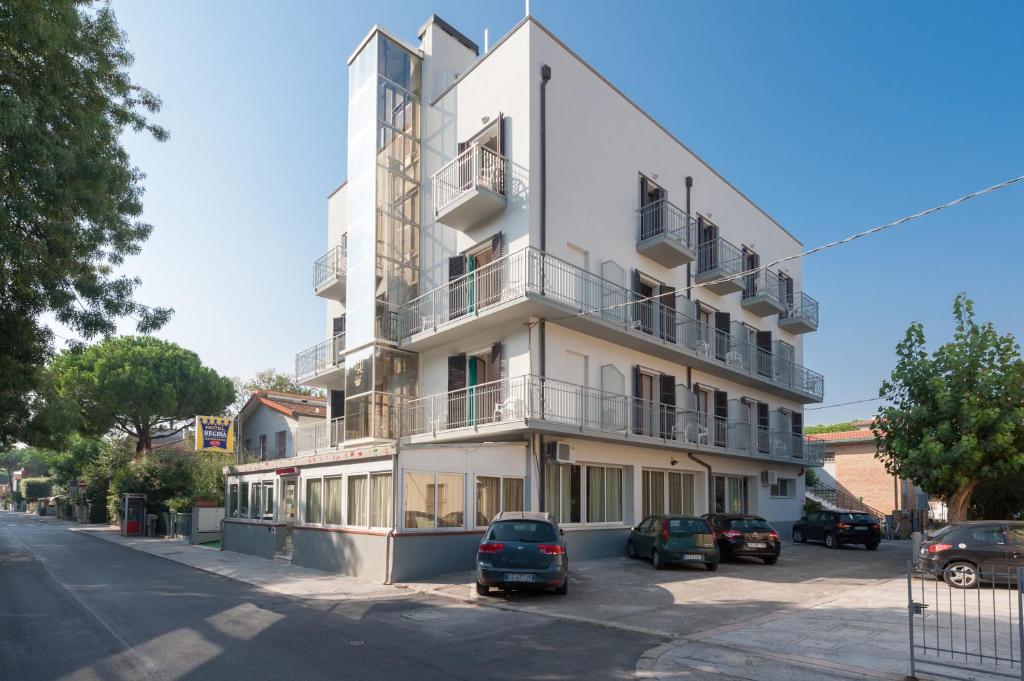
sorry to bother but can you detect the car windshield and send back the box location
[668,518,711,535]
[728,518,772,532]
[488,520,557,543]
[840,513,875,523]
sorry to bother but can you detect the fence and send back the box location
[908,561,1024,680]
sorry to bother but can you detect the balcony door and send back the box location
[633,367,657,437]
[779,272,794,310]
[743,248,760,297]
[697,217,719,272]
[638,175,666,240]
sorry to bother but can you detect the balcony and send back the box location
[295,333,345,389]
[635,199,696,267]
[741,268,787,317]
[432,145,507,231]
[694,237,745,295]
[778,292,819,334]
[313,237,347,300]
[396,247,824,404]
[295,417,345,456]
[402,375,823,466]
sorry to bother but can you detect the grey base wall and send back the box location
[562,527,631,561]
[291,529,389,581]
[391,532,484,582]
[222,521,285,560]
[192,531,221,545]
[772,520,795,540]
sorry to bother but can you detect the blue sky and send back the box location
[95,0,1024,424]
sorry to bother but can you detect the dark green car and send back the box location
[627,515,720,571]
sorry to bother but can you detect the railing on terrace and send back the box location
[636,199,696,249]
[295,333,345,381]
[313,237,347,291]
[403,375,822,464]
[433,144,507,216]
[295,417,345,455]
[806,484,884,518]
[696,236,744,277]
[742,267,784,307]
[398,247,824,401]
[780,291,820,327]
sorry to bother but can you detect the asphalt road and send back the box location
[0,512,657,681]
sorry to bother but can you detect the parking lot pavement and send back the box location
[411,539,911,639]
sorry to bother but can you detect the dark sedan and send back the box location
[704,513,781,564]
[792,510,881,550]
[476,511,568,596]
[916,521,1024,589]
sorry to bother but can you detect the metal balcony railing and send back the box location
[295,333,345,381]
[696,236,745,279]
[636,199,696,249]
[313,236,347,291]
[403,375,821,464]
[398,247,825,401]
[432,144,507,216]
[780,291,820,328]
[295,417,345,456]
[742,268,785,307]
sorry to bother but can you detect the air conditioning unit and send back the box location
[548,441,574,464]
[760,470,778,486]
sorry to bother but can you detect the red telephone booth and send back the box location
[121,493,147,536]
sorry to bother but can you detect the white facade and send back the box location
[228,14,824,581]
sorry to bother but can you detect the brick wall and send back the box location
[832,440,900,515]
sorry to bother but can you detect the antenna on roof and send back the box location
[525,0,530,17]
[484,28,489,53]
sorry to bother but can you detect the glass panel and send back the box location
[682,473,695,515]
[239,482,249,519]
[714,476,726,513]
[348,475,368,526]
[262,482,274,520]
[667,473,682,515]
[305,478,322,524]
[370,473,393,528]
[728,477,744,514]
[605,467,622,523]
[502,478,524,513]
[228,484,237,518]
[587,467,606,523]
[645,471,665,516]
[436,474,464,528]
[476,476,500,527]
[324,478,342,525]
[404,472,433,529]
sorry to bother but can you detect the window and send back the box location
[228,483,238,518]
[239,482,249,518]
[969,526,1007,545]
[403,472,465,530]
[822,451,836,463]
[586,465,622,523]
[305,478,322,524]
[770,478,795,498]
[643,470,695,516]
[259,434,267,460]
[348,475,368,527]
[714,475,748,513]
[324,477,342,525]
[543,461,581,524]
[370,473,393,528]
[261,481,274,520]
[276,430,287,458]
[487,520,558,543]
[475,476,525,527]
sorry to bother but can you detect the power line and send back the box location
[806,397,885,411]
[539,173,1024,324]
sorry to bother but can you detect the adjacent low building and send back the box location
[225,12,826,582]
[236,391,327,461]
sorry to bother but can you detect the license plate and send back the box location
[684,553,703,561]
[746,542,767,549]
[855,526,867,531]
[504,573,534,582]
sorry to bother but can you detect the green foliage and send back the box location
[803,498,822,514]
[231,368,322,415]
[0,0,171,449]
[20,477,53,500]
[804,468,820,488]
[875,294,1024,521]
[805,421,861,435]
[44,435,103,489]
[48,336,235,453]
[107,450,231,517]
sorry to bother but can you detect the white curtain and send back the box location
[305,479,322,524]
[324,478,342,525]
[502,478,524,513]
[370,473,392,528]
[476,476,500,527]
[606,467,622,522]
[348,475,367,526]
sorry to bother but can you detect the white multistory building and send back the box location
[224,14,824,582]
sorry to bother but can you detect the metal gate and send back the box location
[908,561,1024,680]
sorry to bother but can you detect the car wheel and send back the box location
[865,542,879,551]
[627,541,639,559]
[825,532,839,549]
[706,562,718,572]
[792,528,805,543]
[944,561,979,589]
[555,580,568,595]
[652,549,665,570]
[475,583,489,596]
[763,556,778,565]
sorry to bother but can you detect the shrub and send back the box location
[804,468,820,488]
[20,477,53,501]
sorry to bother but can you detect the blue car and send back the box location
[476,511,569,596]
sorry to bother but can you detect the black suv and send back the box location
[792,510,881,550]
[916,521,1024,589]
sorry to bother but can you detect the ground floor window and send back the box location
[260,482,274,520]
[714,475,748,513]
[586,465,623,523]
[305,478,322,524]
[403,472,464,530]
[642,470,695,516]
[348,475,367,527]
[544,462,581,525]
[239,482,249,519]
[475,476,525,527]
[370,472,393,528]
[324,477,342,525]
[771,478,795,498]
[228,483,238,518]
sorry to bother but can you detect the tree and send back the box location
[0,1,172,449]
[875,294,1024,522]
[0,446,50,492]
[805,421,862,435]
[230,368,322,415]
[49,336,235,455]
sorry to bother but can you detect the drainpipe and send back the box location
[384,445,399,584]
[685,176,693,299]
[540,64,551,252]
[688,453,713,514]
